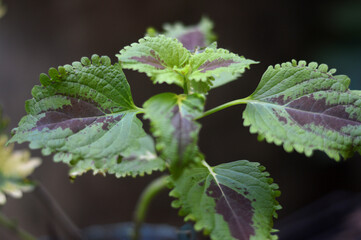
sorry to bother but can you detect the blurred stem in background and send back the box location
[0,0,6,19]
[0,212,36,240]
[0,180,85,240]
[33,182,84,240]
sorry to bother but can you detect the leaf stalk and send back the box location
[195,97,251,120]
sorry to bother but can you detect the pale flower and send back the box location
[0,135,41,204]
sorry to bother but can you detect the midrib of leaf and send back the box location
[249,100,360,135]
[38,109,138,122]
[245,102,355,159]
[175,98,192,158]
[246,101,353,152]
[32,108,138,134]
[34,111,139,155]
[177,106,185,158]
[202,160,249,240]
[125,38,189,69]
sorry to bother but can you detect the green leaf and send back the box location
[117,35,191,87]
[70,135,165,178]
[189,79,213,94]
[243,60,361,160]
[170,160,280,240]
[189,47,257,83]
[143,93,204,175]
[118,35,256,93]
[161,17,256,90]
[211,71,242,89]
[10,55,164,177]
[161,17,217,51]
[0,136,41,204]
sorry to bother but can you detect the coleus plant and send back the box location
[9,18,361,240]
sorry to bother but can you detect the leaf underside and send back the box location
[243,60,361,160]
[170,160,280,240]
[10,55,165,177]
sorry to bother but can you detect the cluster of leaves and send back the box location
[118,17,256,94]
[9,18,361,240]
[0,108,40,204]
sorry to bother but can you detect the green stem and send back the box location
[195,97,251,120]
[132,175,169,240]
[136,108,145,115]
[183,79,189,94]
[0,212,36,240]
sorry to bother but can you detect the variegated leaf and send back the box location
[170,160,280,240]
[161,17,216,51]
[243,60,361,160]
[10,55,165,177]
[117,35,191,87]
[143,93,204,175]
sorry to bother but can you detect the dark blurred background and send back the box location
[0,0,361,239]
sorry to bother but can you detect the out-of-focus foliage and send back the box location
[0,107,9,134]
[0,0,6,19]
[0,136,41,204]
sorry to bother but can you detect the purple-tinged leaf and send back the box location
[33,97,120,133]
[10,55,165,177]
[162,17,216,51]
[178,30,206,51]
[285,95,360,131]
[143,93,204,175]
[170,160,280,240]
[131,50,166,70]
[198,59,237,73]
[119,30,256,93]
[117,35,191,87]
[189,47,257,82]
[206,180,255,239]
[243,60,361,160]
